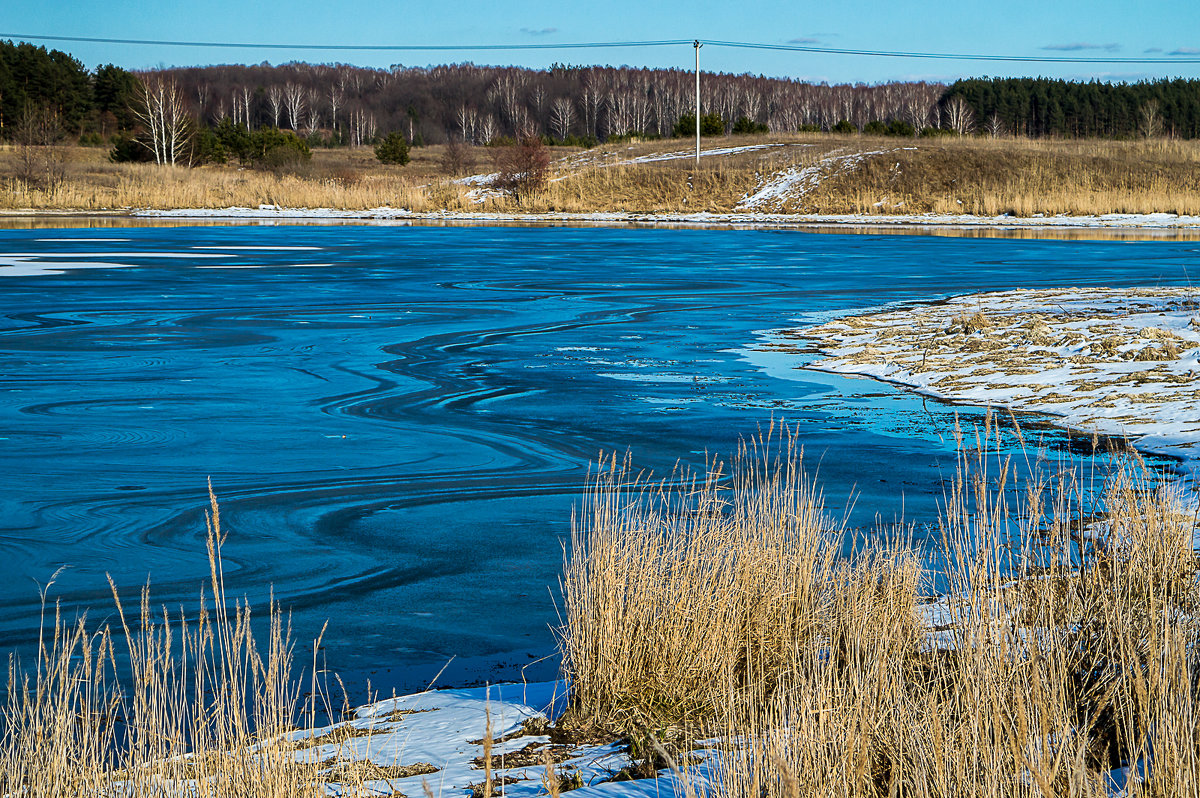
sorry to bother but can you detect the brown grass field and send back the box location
[3,133,1200,217]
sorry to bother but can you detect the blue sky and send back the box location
[7,0,1200,84]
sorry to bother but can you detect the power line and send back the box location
[705,40,1200,64]
[4,31,1200,65]
[0,33,691,51]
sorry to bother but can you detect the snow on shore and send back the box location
[787,287,1200,467]
[737,147,913,211]
[133,205,1200,230]
[280,681,703,797]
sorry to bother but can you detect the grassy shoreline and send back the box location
[5,134,1200,219]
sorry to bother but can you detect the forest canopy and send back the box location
[4,38,1200,150]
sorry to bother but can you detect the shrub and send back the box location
[673,113,724,137]
[212,118,253,163]
[440,137,476,176]
[190,125,227,165]
[491,133,550,203]
[832,119,857,134]
[374,132,411,165]
[886,118,916,137]
[731,116,769,134]
[109,133,154,163]
[863,120,888,136]
[797,123,822,133]
[920,126,955,138]
[560,133,599,148]
[251,127,311,170]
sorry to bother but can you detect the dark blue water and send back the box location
[2,224,1197,690]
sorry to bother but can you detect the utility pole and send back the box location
[694,39,702,167]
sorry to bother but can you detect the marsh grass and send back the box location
[8,135,1200,217]
[0,485,377,797]
[559,417,1200,795]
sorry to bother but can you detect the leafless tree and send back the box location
[15,103,66,188]
[239,85,254,129]
[440,137,476,176]
[267,85,283,128]
[328,83,343,134]
[491,134,550,204]
[133,75,193,166]
[284,83,305,131]
[479,114,498,144]
[1139,99,1163,138]
[580,77,602,138]
[348,106,377,146]
[944,95,975,135]
[457,105,478,143]
[305,88,321,135]
[195,83,210,118]
[986,113,1006,138]
[550,97,574,141]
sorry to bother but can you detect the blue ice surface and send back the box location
[1,222,1195,693]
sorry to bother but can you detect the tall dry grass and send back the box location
[9,135,1200,218]
[0,486,371,797]
[804,135,1200,217]
[559,416,1200,795]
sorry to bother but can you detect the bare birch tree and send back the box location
[133,75,192,166]
[283,83,305,131]
[267,85,283,128]
[328,83,343,135]
[550,97,574,141]
[479,114,498,145]
[944,96,975,135]
[305,88,321,135]
[1139,99,1163,138]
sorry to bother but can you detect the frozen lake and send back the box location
[2,223,1197,691]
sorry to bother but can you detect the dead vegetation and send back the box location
[557,417,1200,796]
[6,133,1200,217]
[0,484,379,797]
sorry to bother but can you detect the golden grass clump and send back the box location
[559,416,1200,796]
[0,485,377,797]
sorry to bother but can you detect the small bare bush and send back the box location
[441,138,477,177]
[14,103,66,190]
[491,134,550,204]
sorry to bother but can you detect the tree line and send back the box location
[940,77,1200,138]
[6,37,1200,167]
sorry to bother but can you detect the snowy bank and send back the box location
[274,681,705,797]
[785,287,1200,468]
[131,205,1200,231]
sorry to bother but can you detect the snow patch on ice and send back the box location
[788,287,1200,490]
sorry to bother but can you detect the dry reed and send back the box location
[559,416,1200,795]
[8,135,1200,217]
[0,484,376,797]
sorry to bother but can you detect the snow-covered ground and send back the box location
[279,681,704,797]
[737,147,913,211]
[132,205,1200,231]
[788,287,1200,470]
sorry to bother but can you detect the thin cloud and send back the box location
[520,27,558,36]
[1169,47,1200,55]
[1042,42,1121,52]
[1144,47,1164,53]
[787,37,821,45]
